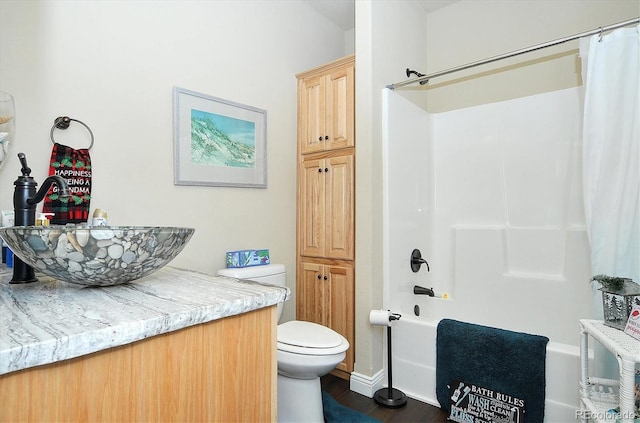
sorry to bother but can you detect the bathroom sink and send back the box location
[0,225,195,286]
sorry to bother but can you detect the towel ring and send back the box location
[50,116,94,150]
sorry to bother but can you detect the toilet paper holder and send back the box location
[369,309,402,326]
[372,310,407,408]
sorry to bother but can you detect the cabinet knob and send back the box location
[324,135,329,140]
[317,274,321,280]
[318,168,322,173]
[323,275,328,281]
[318,136,323,141]
[324,168,328,172]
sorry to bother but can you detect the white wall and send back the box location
[424,0,640,112]
[354,0,429,379]
[0,0,348,323]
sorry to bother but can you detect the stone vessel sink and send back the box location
[0,225,195,286]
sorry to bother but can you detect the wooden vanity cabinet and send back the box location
[296,55,355,379]
[0,306,277,422]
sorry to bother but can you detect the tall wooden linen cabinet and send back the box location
[296,55,355,380]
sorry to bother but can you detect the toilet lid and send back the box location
[278,321,343,349]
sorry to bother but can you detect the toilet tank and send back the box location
[217,264,286,286]
[216,264,287,321]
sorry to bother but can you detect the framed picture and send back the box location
[173,87,267,188]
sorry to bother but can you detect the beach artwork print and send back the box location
[190,109,256,168]
[174,87,266,188]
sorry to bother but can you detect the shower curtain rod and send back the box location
[387,17,640,90]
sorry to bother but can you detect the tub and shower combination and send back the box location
[381,87,594,422]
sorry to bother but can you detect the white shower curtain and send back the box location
[580,25,640,374]
[581,24,640,283]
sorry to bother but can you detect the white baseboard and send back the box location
[349,369,385,398]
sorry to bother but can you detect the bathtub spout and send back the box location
[413,285,434,297]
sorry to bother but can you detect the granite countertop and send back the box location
[0,265,289,376]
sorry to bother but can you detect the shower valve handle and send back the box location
[410,248,430,273]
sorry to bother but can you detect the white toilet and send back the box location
[217,264,349,423]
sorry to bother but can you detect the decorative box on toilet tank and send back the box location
[599,278,640,330]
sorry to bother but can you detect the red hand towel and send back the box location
[42,143,92,224]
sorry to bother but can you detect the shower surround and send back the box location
[381,87,593,421]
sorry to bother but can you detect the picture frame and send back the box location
[173,87,267,188]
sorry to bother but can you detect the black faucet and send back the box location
[10,153,70,283]
[413,285,435,297]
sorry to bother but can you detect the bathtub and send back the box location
[374,87,594,422]
[389,315,584,422]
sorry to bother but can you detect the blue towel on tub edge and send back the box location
[436,318,549,423]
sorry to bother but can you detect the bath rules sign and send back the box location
[448,380,526,423]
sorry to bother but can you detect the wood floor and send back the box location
[321,374,449,423]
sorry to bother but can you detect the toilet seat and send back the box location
[278,321,348,356]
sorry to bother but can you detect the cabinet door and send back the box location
[298,61,354,155]
[325,264,354,373]
[325,65,354,151]
[325,154,354,260]
[298,76,326,154]
[296,260,354,373]
[297,261,324,324]
[299,159,326,257]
